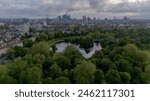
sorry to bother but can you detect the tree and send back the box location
[95,69,105,84]
[131,67,143,83]
[74,60,96,84]
[93,50,104,59]
[109,47,123,60]
[36,33,48,42]
[123,44,138,57]
[53,54,71,70]
[63,69,69,77]
[79,36,93,49]
[7,57,27,82]
[123,44,149,67]
[109,63,117,70]
[23,54,33,65]
[115,59,132,73]
[33,54,45,65]
[119,37,132,46]
[43,77,53,84]
[92,50,104,67]
[21,67,42,84]
[68,69,76,83]
[6,48,15,60]
[123,44,139,65]
[48,64,62,79]
[23,39,34,48]
[43,56,54,70]
[29,42,50,56]
[6,47,28,60]
[120,72,131,83]
[136,50,149,65]
[47,32,55,40]
[106,69,121,84]
[54,76,71,84]
[0,65,16,84]
[13,46,28,57]
[100,58,112,73]
[63,45,83,66]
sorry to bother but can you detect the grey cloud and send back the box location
[106,1,150,13]
[0,0,149,18]
[88,0,108,8]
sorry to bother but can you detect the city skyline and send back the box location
[0,0,149,19]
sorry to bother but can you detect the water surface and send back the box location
[55,42,102,58]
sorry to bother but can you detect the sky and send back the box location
[0,0,149,19]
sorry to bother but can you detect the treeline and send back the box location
[30,26,96,49]
[92,28,150,49]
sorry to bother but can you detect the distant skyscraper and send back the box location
[57,16,61,21]
[113,16,116,20]
[93,17,96,21]
[104,18,108,21]
[87,17,91,21]
[123,16,129,20]
[82,16,87,21]
[62,13,71,21]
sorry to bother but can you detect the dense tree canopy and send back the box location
[74,60,96,84]
[1,27,150,84]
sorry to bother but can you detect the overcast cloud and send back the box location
[0,0,149,19]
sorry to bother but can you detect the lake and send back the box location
[55,42,102,58]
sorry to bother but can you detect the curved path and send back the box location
[49,40,65,47]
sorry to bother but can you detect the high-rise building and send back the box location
[123,16,129,20]
[113,16,116,20]
[82,16,87,21]
[57,16,62,21]
[62,13,71,21]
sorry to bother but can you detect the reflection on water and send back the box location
[55,42,102,58]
